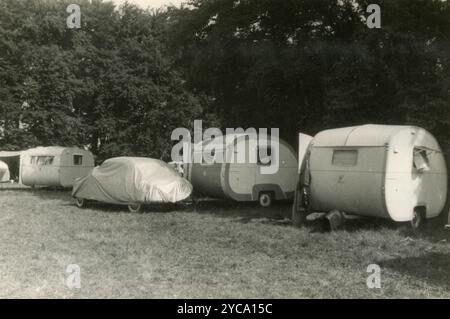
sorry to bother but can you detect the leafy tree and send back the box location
[0,0,213,162]
[1,0,450,161]
[168,0,450,147]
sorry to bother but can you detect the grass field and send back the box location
[0,188,449,298]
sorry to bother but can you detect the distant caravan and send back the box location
[293,125,448,229]
[185,134,301,207]
[21,147,94,188]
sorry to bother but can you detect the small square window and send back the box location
[34,156,54,166]
[332,150,358,166]
[74,155,83,166]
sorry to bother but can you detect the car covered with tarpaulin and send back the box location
[72,157,193,212]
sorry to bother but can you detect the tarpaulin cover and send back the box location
[72,157,192,204]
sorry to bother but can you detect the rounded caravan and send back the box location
[185,134,299,206]
[21,147,95,188]
[293,124,448,228]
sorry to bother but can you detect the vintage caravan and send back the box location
[185,134,298,206]
[21,147,95,188]
[292,124,448,228]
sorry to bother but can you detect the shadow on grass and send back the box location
[189,199,292,221]
[398,218,450,243]
[1,186,71,199]
[65,198,294,217]
[7,188,450,241]
[379,252,450,290]
[341,217,399,232]
[73,200,195,214]
[304,212,450,241]
[294,214,400,234]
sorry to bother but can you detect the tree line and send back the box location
[1,0,449,162]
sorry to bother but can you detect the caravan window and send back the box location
[413,148,430,172]
[30,156,54,166]
[74,155,83,165]
[332,150,358,166]
[257,147,272,166]
[200,139,216,165]
[200,148,215,165]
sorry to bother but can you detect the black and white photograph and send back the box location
[0,0,449,303]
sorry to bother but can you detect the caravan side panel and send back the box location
[224,163,255,201]
[21,154,61,186]
[190,163,226,199]
[254,142,298,200]
[310,146,389,218]
[59,149,95,187]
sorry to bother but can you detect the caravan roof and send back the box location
[25,146,85,155]
[0,151,22,157]
[195,133,266,151]
[313,124,440,149]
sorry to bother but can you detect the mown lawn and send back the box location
[0,188,449,298]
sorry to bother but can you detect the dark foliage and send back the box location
[168,0,450,148]
[1,0,449,159]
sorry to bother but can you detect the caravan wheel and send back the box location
[259,192,273,207]
[75,197,87,208]
[128,204,142,213]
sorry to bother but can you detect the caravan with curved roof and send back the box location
[293,124,448,228]
[185,134,300,207]
[21,146,94,188]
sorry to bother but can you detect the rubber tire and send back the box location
[75,197,86,208]
[128,203,142,213]
[259,192,273,207]
[411,208,424,230]
[292,187,306,227]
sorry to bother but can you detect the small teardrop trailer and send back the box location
[292,124,448,229]
[185,134,299,206]
[21,146,95,188]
